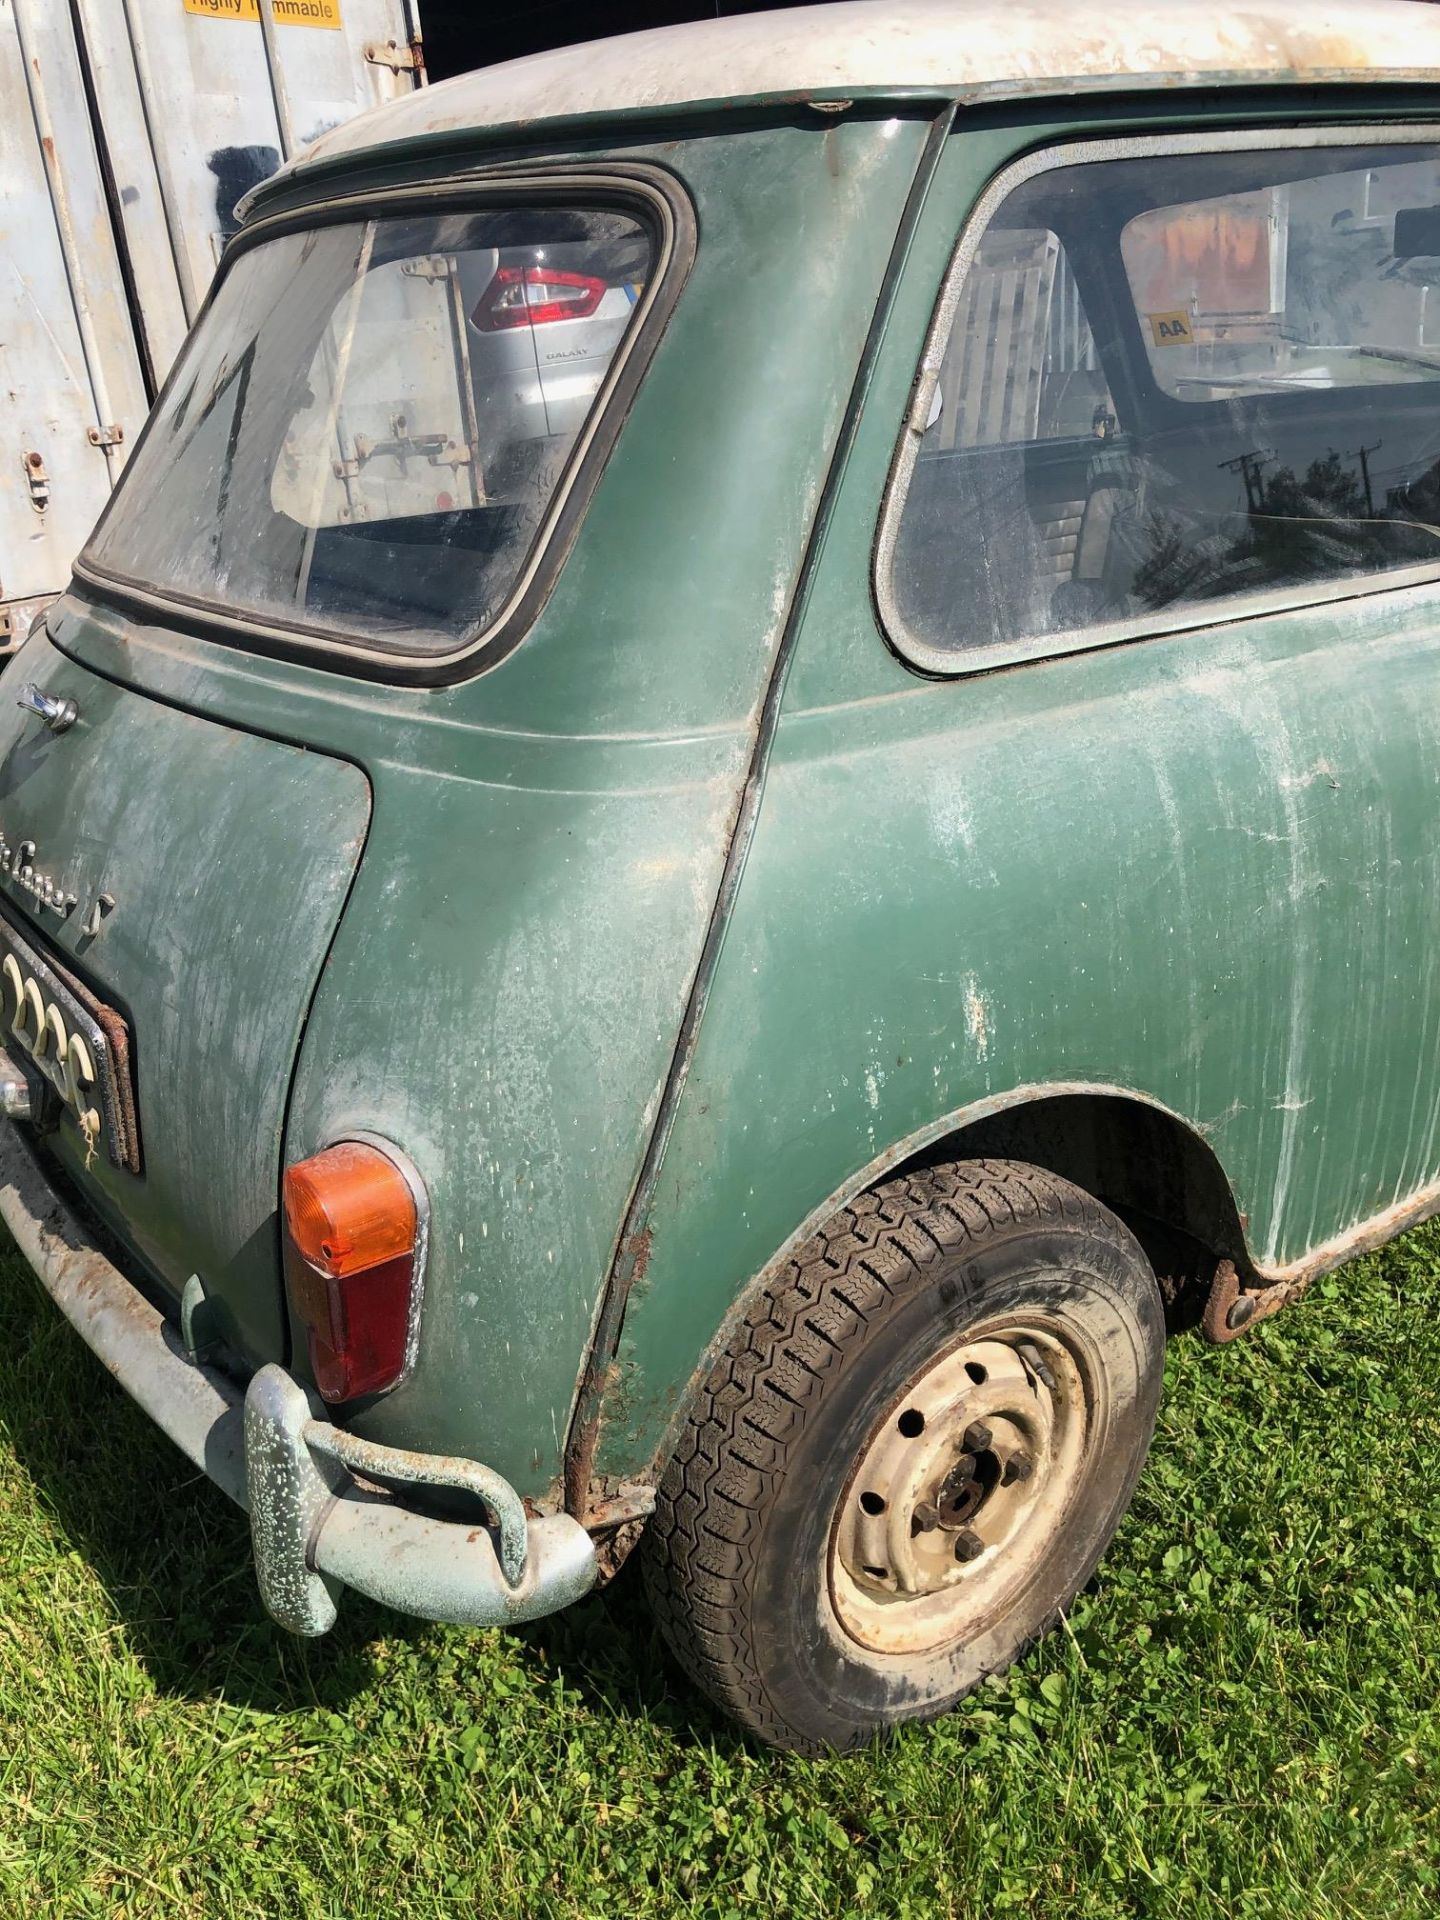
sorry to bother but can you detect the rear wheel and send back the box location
[641,1159,1165,1752]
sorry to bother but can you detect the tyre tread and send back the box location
[641,1160,1122,1749]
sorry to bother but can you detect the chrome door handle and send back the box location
[16,683,77,733]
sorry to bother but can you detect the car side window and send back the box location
[883,138,1440,668]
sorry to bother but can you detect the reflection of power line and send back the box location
[1347,439,1382,517]
[1219,447,1275,512]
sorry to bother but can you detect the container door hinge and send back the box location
[87,424,124,449]
[365,36,424,74]
[21,450,49,514]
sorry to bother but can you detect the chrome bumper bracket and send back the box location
[245,1365,346,1636]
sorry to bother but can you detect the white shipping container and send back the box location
[1,0,423,649]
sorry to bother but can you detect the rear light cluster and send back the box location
[471,264,608,331]
[282,1141,421,1405]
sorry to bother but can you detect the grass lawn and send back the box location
[0,1223,1437,1919]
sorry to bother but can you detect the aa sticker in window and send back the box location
[1148,310,1194,347]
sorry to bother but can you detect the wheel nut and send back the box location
[911,1501,943,1534]
[1002,1452,1034,1486]
[953,1528,984,1562]
[961,1421,993,1453]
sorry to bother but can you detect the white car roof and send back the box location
[298,0,1440,174]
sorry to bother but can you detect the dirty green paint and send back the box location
[0,641,368,1361]
[598,100,1440,1480]
[10,87,1440,1512]
[24,116,927,1497]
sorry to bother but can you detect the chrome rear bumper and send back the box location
[0,1120,596,1635]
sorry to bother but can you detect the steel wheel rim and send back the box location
[829,1319,1095,1656]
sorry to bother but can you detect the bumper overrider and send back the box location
[0,1121,597,1634]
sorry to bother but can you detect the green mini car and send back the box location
[6,0,1440,1754]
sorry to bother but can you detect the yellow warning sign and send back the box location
[1148,309,1195,348]
[183,0,342,28]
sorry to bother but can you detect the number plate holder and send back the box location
[0,900,140,1173]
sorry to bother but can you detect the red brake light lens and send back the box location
[282,1142,419,1405]
[471,264,608,331]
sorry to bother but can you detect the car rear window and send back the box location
[84,202,657,664]
[884,137,1440,670]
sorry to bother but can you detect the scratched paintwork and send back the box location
[0,637,370,1360]
[292,0,1440,175]
[15,117,927,1498]
[596,98,1440,1482]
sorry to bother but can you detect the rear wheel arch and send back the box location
[897,1087,1252,1300]
[648,1083,1249,1487]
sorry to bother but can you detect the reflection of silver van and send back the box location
[266,213,651,559]
[460,230,650,481]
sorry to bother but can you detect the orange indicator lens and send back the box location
[283,1141,416,1280]
[282,1142,419,1403]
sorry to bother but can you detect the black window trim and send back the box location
[874,121,1440,679]
[73,161,698,688]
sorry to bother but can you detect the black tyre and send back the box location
[641,1159,1165,1753]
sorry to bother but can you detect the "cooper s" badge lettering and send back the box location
[0,830,79,919]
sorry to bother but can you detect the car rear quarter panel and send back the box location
[53,116,929,1499]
